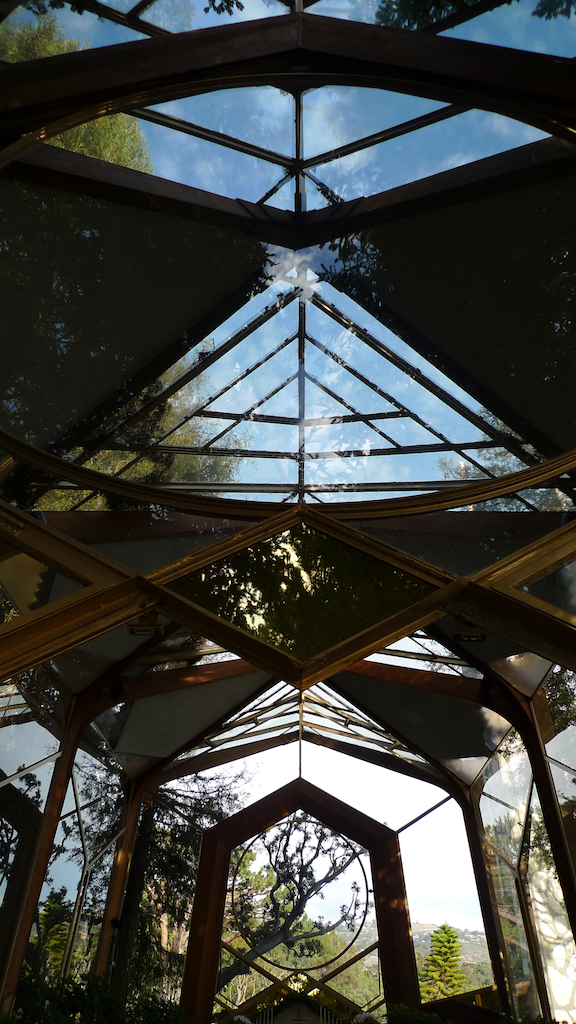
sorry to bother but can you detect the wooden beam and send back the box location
[5,137,576,256]
[2,15,576,157]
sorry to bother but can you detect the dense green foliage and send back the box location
[419,924,468,1001]
[3,974,191,1024]
[0,15,153,173]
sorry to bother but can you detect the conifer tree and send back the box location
[419,923,468,1002]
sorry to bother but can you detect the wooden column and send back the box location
[90,784,144,979]
[0,710,79,1015]
[370,834,421,1008]
[0,778,43,975]
[180,830,231,1024]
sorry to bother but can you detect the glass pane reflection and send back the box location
[480,735,532,866]
[525,557,576,617]
[487,848,540,1018]
[548,762,576,880]
[523,787,576,1022]
[167,522,436,661]
[541,667,576,772]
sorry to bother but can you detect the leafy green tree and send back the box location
[0,15,153,173]
[28,887,74,978]
[68,764,247,1002]
[419,923,468,1001]
[219,813,367,993]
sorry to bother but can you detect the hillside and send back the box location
[336,919,493,990]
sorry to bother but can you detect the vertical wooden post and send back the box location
[90,784,144,979]
[0,707,80,1015]
[370,834,421,1008]
[0,779,43,975]
[180,831,231,1024]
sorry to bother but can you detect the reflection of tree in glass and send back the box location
[0,176,267,459]
[374,0,576,31]
[171,523,434,661]
[221,813,367,991]
[544,667,576,736]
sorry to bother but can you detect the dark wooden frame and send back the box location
[181,778,420,1022]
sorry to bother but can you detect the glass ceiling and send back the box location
[3,0,576,57]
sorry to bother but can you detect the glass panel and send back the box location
[486,848,540,1018]
[400,800,490,985]
[479,735,532,866]
[539,667,576,772]
[265,177,295,211]
[308,0,488,30]
[151,88,295,159]
[302,739,443,829]
[167,522,436,660]
[548,762,576,881]
[0,177,267,449]
[52,114,154,174]
[524,556,576,617]
[21,488,259,572]
[0,6,146,64]
[443,0,576,58]
[309,110,546,203]
[28,750,124,981]
[144,0,288,31]
[0,717,59,913]
[345,509,565,577]
[302,86,447,160]
[523,787,576,1023]
[134,118,284,202]
[325,944,383,1007]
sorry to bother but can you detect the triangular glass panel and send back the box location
[304,339,398,417]
[206,342,299,417]
[302,86,448,161]
[522,556,576,617]
[304,378,359,420]
[257,378,299,418]
[479,735,532,865]
[150,88,295,159]
[167,522,436,662]
[265,177,295,211]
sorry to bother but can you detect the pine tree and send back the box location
[419,923,468,1002]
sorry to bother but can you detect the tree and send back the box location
[22,0,245,18]
[28,887,74,978]
[373,0,576,31]
[0,15,153,174]
[419,923,468,1001]
[437,410,572,511]
[219,813,368,992]
[66,763,248,1002]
